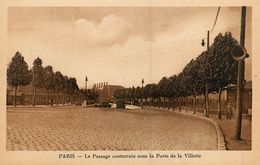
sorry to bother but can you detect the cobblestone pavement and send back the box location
[7,107,217,151]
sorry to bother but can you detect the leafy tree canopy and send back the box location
[7,51,31,87]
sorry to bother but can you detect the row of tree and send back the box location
[114,32,239,119]
[7,52,80,107]
[79,88,99,104]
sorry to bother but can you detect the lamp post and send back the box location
[201,30,210,117]
[85,76,88,104]
[32,67,35,107]
[141,78,144,109]
[85,76,88,91]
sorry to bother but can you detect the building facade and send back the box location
[95,84,124,103]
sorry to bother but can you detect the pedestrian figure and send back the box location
[226,103,232,120]
[248,108,252,121]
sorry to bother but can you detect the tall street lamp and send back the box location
[141,78,144,109]
[85,76,88,91]
[85,76,88,104]
[201,30,210,117]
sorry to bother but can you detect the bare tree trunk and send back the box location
[56,92,59,106]
[205,81,209,117]
[186,97,188,112]
[63,93,65,105]
[167,97,171,110]
[178,97,181,111]
[163,97,166,108]
[172,97,175,110]
[203,93,206,115]
[218,88,222,119]
[14,86,17,107]
[32,86,36,106]
[73,94,76,104]
[193,94,197,114]
[47,89,50,106]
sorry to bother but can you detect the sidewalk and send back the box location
[6,104,76,109]
[212,114,251,150]
[144,106,252,150]
[7,105,49,108]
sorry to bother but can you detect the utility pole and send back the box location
[234,6,246,140]
[85,76,88,91]
[85,76,88,104]
[32,67,36,107]
[141,78,144,109]
[205,30,210,118]
[107,82,110,102]
[201,31,210,117]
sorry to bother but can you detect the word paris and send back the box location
[58,153,201,159]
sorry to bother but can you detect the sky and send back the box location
[8,7,252,88]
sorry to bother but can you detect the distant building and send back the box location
[97,85,124,103]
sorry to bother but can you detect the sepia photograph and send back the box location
[6,6,252,152]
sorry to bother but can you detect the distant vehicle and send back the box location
[116,101,126,109]
[101,102,111,108]
[75,101,82,106]
[109,103,116,108]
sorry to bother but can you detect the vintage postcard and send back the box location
[0,0,259,165]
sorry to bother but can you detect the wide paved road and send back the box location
[7,107,217,150]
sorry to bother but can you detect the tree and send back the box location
[182,59,203,113]
[114,89,125,102]
[144,84,154,105]
[168,75,178,110]
[86,89,99,103]
[175,73,189,111]
[54,71,65,105]
[178,72,193,112]
[196,51,214,117]
[157,77,170,108]
[67,77,79,104]
[7,52,31,107]
[31,57,44,106]
[134,86,142,105]
[209,32,238,119]
[149,83,159,107]
[125,88,132,104]
[114,89,120,101]
[43,65,55,105]
[130,86,136,103]
[63,75,69,105]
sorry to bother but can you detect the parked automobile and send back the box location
[75,101,82,106]
[101,102,112,108]
[116,101,125,109]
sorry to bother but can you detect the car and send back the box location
[75,101,82,106]
[116,101,126,109]
[101,102,111,108]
